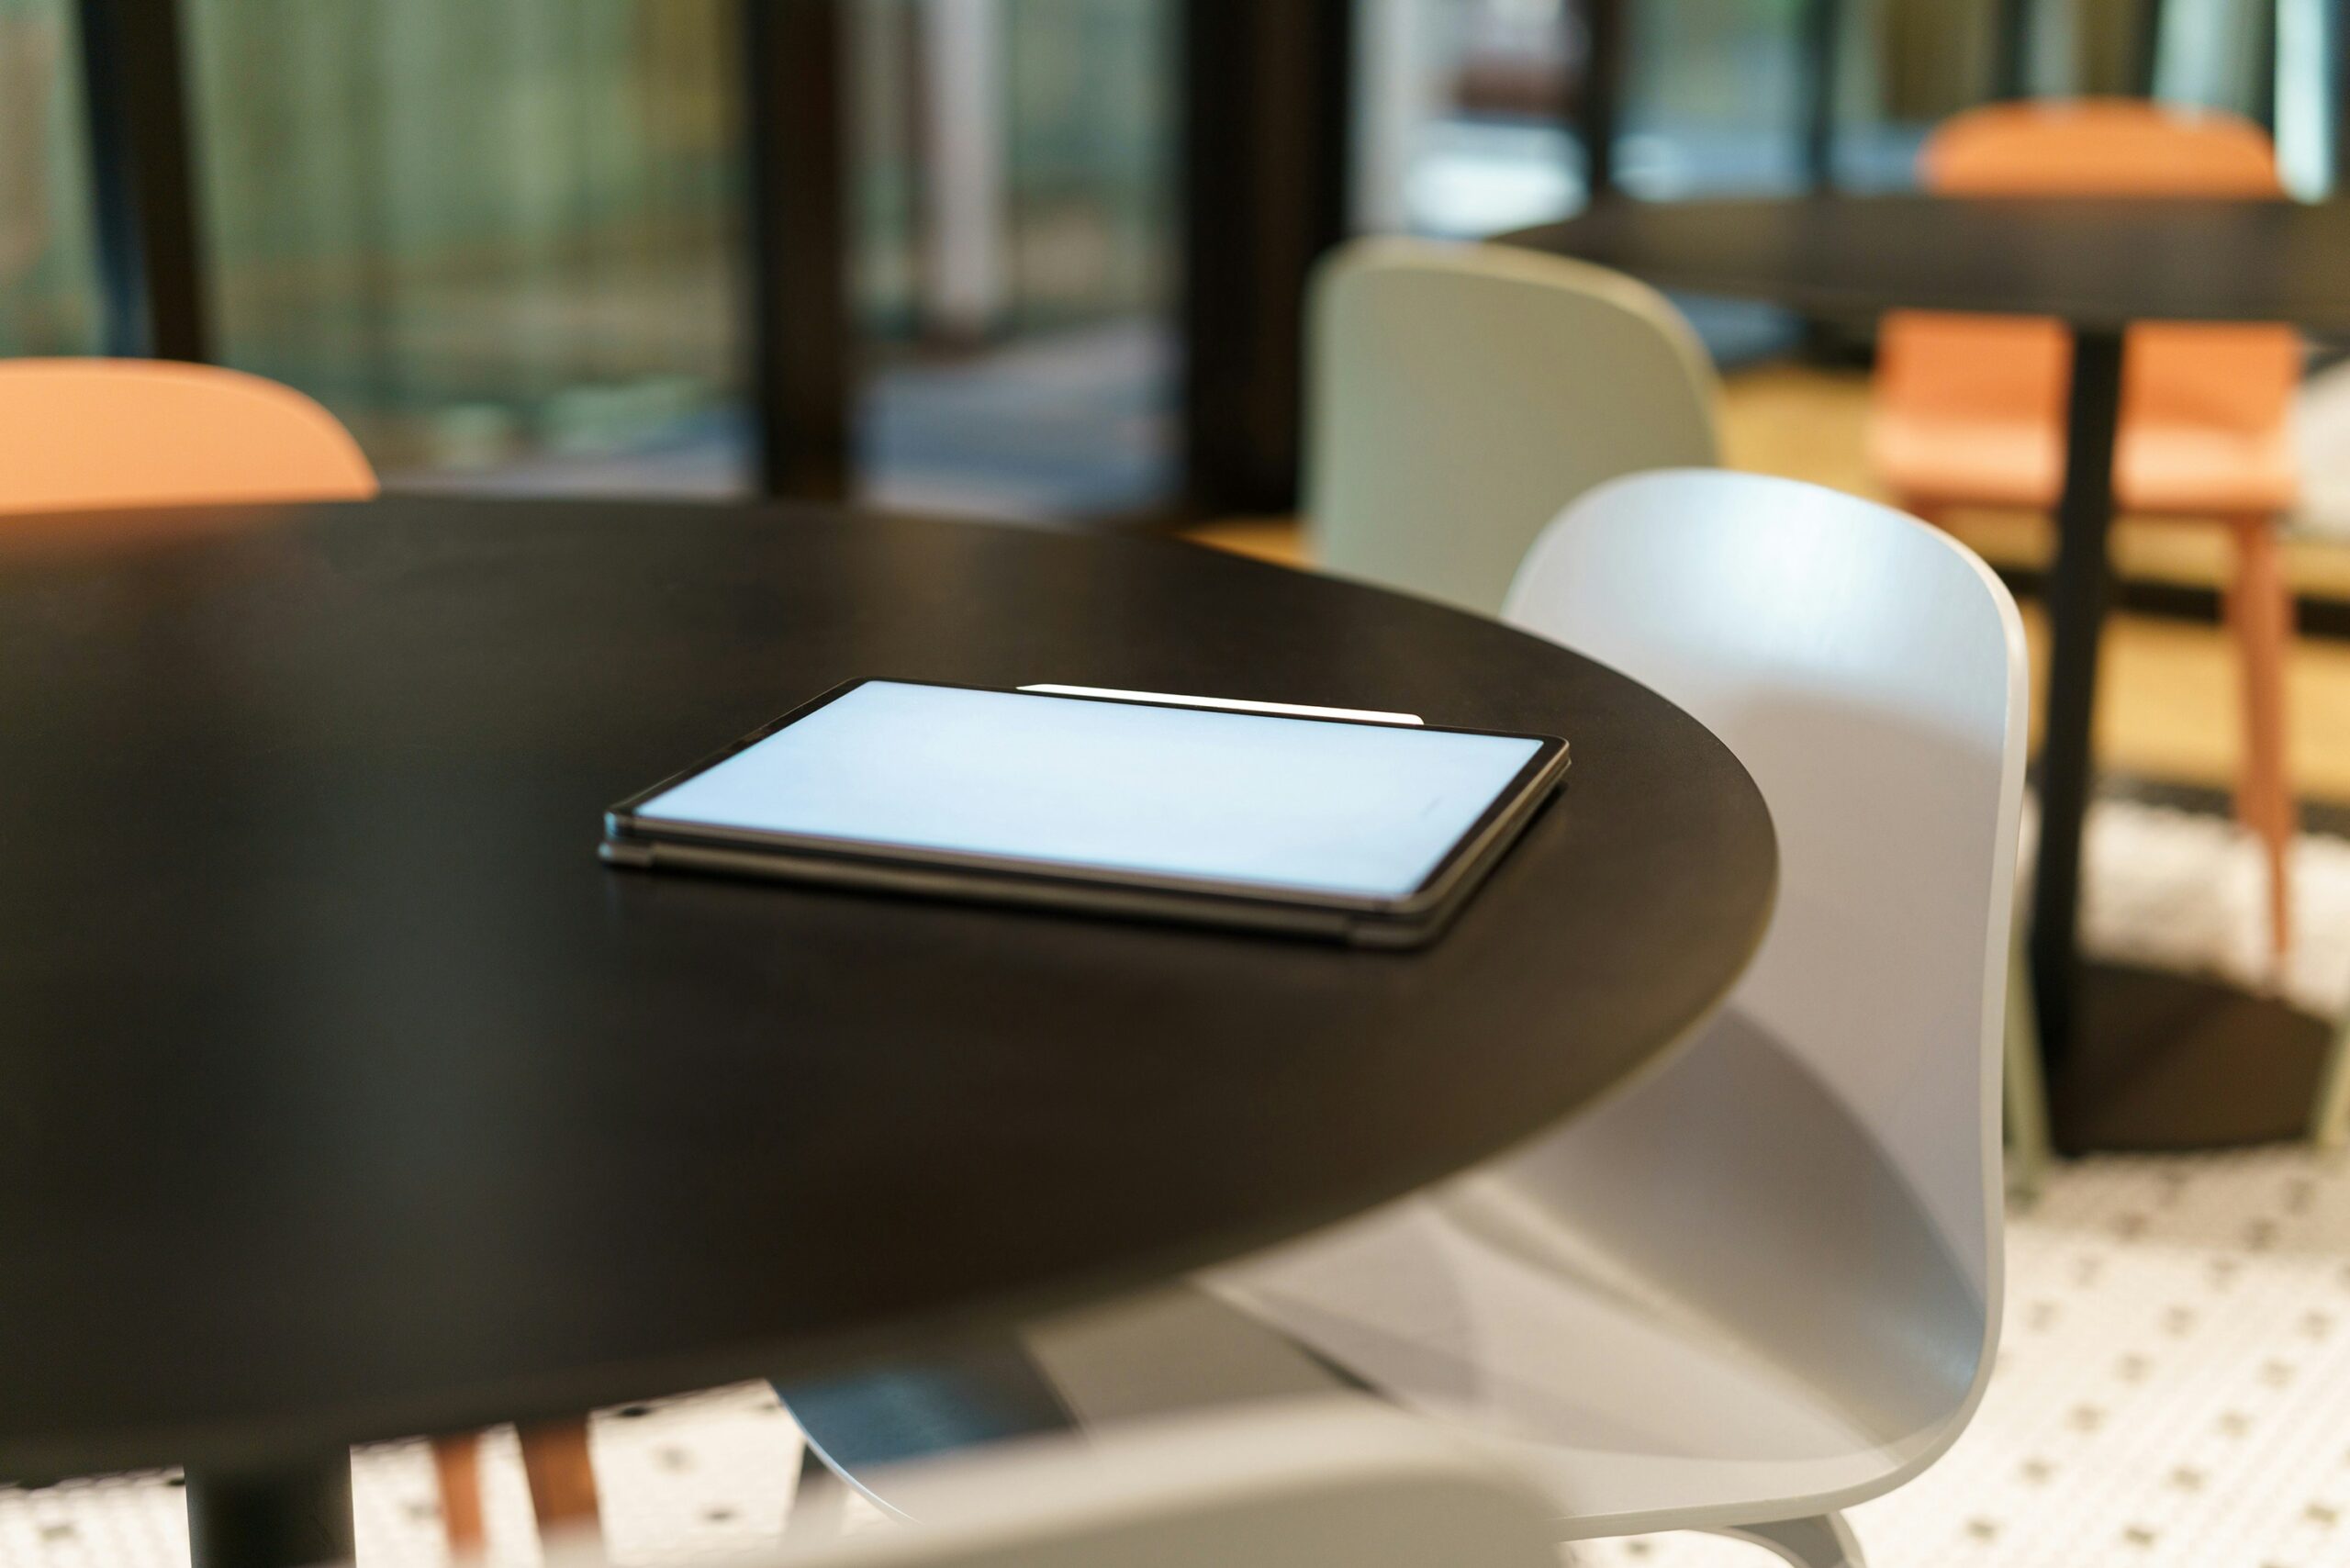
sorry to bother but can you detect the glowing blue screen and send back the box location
[634,681,1545,901]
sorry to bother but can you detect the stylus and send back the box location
[1016,684,1425,727]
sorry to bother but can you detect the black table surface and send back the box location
[0,498,1774,1484]
[1509,194,2350,330]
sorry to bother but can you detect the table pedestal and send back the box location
[2029,326,2333,1150]
[2029,328,2127,1061]
[2046,961,2334,1152]
[185,1455,352,1568]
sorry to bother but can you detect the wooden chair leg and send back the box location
[1899,497,1948,531]
[2227,514,2296,968]
[519,1417,603,1540]
[430,1433,487,1558]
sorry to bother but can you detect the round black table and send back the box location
[0,498,1774,1566]
[1510,194,2350,1154]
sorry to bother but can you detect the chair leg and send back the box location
[434,1420,602,1556]
[2313,1006,2350,1148]
[785,1442,850,1541]
[1708,1512,1867,1567]
[518,1417,602,1541]
[2226,514,2296,969]
[429,1433,487,1558]
[2004,916,2055,1199]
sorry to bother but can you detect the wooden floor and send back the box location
[1184,364,2350,807]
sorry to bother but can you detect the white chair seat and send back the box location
[549,1402,1572,1568]
[1216,1208,1888,1501]
[1198,1005,1978,1536]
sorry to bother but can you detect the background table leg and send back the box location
[2030,325,2126,1070]
[2028,327,2333,1153]
[184,1454,353,1568]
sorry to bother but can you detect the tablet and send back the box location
[601,679,1568,946]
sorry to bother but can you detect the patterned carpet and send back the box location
[6,795,2349,1568]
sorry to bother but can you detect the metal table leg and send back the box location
[184,1454,353,1568]
[2029,326,2126,1066]
[2029,326,2333,1152]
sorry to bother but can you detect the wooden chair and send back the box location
[0,358,375,513]
[1869,100,2303,963]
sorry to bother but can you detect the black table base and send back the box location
[2028,327,2126,1062]
[2047,961,2334,1154]
[2020,329,2338,1153]
[1506,197,2350,1150]
[184,1456,353,1568]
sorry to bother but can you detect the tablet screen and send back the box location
[629,681,1550,902]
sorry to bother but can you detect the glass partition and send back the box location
[0,0,104,357]
[12,0,2338,513]
[852,0,1181,521]
[1351,0,1866,235]
[184,0,745,491]
[1353,0,1584,237]
[1349,0,2335,230]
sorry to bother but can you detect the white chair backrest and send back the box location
[541,1403,1561,1568]
[1305,238,1718,618]
[1504,470,2027,1303]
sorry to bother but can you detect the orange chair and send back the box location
[0,356,598,1557]
[1871,100,2302,962]
[0,358,377,513]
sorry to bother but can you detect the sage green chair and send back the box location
[1305,236,1720,617]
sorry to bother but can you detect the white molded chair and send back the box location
[1194,470,2027,1563]
[540,1403,1562,1568]
[1306,237,1718,617]
[1306,241,2050,1190]
[787,472,2027,1567]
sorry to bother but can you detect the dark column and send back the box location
[2251,0,2278,133]
[2031,326,2128,1067]
[1181,0,1356,516]
[1578,0,1627,198]
[1799,0,1841,189]
[74,0,209,361]
[1992,0,2032,99]
[2132,0,2165,97]
[741,0,854,501]
[184,1457,353,1568]
[2336,0,2350,191]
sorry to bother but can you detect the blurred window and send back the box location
[1354,0,1880,235]
[13,0,1182,516]
[1355,0,1583,236]
[0,0,104,357]
[185,0,744,493]
[1351,0,2340,230]
[9,0,2339,510]
[852,0,1181,521]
